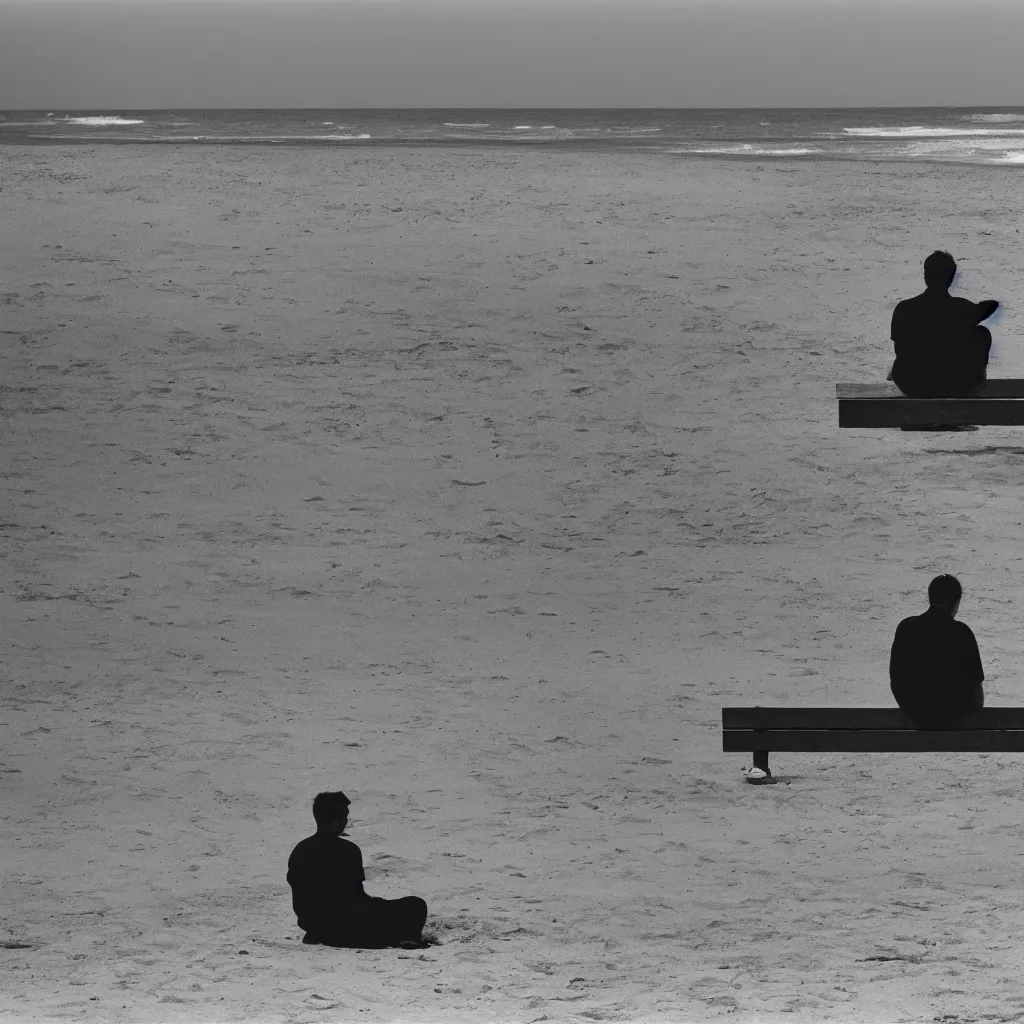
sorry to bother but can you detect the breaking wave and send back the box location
[963,112,1024,123]
[844,125,1024,138]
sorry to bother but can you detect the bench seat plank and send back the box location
[723,707,1024,730]
[724,729,1024,753]
[837,381,1024,427]
[837,381,1024,400]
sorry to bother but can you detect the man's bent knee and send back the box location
[404,896,428,925]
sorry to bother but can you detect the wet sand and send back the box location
[3,144,1024,1022]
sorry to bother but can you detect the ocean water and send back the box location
[5,108,1024,165]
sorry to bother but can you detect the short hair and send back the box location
[928,574,962,608]
[923,250,957,289]
[312,790,351,827]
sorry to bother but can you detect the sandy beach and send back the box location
[4,143,1024,1022]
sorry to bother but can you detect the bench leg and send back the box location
[753,750,770,774]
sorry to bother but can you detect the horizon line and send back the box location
[6,104,1024,112]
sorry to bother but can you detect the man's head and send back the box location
[312,790,351,834]
[928,574,962,615]
[923,250,957,290]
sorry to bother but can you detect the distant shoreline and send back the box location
[4,137,1024,172]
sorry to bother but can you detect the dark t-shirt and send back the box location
[287,833,367,933]
[889,608,984,724]
[891,291,991,397]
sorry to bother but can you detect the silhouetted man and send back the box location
[890,251,998,398]
[287,790,429,949]
[889,574,984,726]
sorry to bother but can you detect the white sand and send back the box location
[3,145,1024,1022]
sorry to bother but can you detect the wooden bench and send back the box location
[723,707,1024,777]
[838,381,1024,427]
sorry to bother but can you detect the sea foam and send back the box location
[64,116,144,126]
[684,144,818,156]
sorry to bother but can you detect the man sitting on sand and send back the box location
[890,250,998,399]
[889,574,985,726]
[287,790,429,949]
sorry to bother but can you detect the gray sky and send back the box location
[2,0,1023,109]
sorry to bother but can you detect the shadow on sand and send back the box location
[921,446,1024,457]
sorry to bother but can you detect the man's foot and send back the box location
[744,766,773,785]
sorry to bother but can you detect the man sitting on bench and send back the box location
[889,574,985,726]
[890,250,999,400]
[287,790,429,949]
